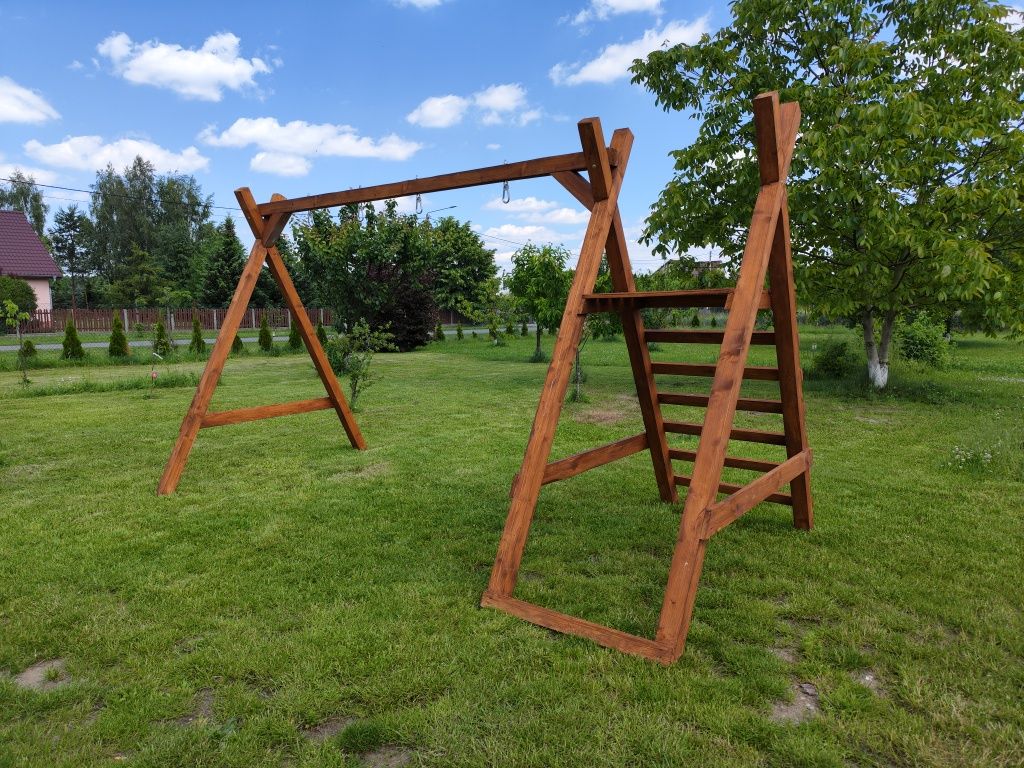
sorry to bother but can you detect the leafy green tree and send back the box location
[48,205,93,310]
[631,0,1024,388]
[324,321,397,408]
[315,320,329,347]
[427,216,498,319]
[288,318,302,350]
[109,245,163,307]
[456,323,464,340]
[231,333,244,354]
[108,313,130,357]
[188,315,206,354]
[434,322,446,342]
[0,171,48,237]
[153,318,172,356]
[2,299,31,383]
[505,244,571,361]
[62,319,84,359]
[258,314,272,351]
[0,276,36,317]
[204,216,246,307]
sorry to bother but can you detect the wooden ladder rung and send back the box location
[658,392,784,413]
[651,362,780,381]
[663,420,788,445]
[668,449,780,473]
[201,397,334,428]
[674,473,793,505]
[645,329,776,345]
[581,289,771,313]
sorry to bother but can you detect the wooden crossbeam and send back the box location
[674,473,793,505]
[658,392,784,413]
[645,329,776,345]
[542,433,649,484]
[668,449,780,473]
[663,420,788,445]
[201,397,333,428]
[581,289,771,313]
[651,362,780,380]
[702,451,811,538]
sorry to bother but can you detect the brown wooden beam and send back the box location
[702,451,811,538]
[658,392,784,413]
[668,449,780,473]
[663,420,788,445]
[581,289,771,313]
[651,362,780,381]
[201,397,333,428]
[541,433,649,485]
[673,473,792,505]
[644,329,776,345]
[256,148,620,216]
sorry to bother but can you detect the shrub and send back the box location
[188,315,206,355]
[505,321,515,336]
[434,323,446,342]
[258,314,273,352]
[471,330,478,339]
[62,319,84,359]
[0,275,36,317]
[288,318,303,350]
[897,315,952,368]
[108,313,130,357]
[488,321,498,341]
[153,319,172,356]
[18,338,37,360]
[690,312,700,328]
[231,333,244,354]
[132,321,147,337]
[324,321,396,408]
[456,323,464,340]
[316,321,328,347]
[709,315,718,328]
[808,338,858,379]
[521,320,529,337]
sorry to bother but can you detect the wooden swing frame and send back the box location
[158,91,812,665]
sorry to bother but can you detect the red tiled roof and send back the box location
[0,210,61,279]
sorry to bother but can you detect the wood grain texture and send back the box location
[668,449,780,473]
[663,420,788,445]
[657,391,784,413]
[702,451,810,538]
[753,92,783,185]
[651,362,780,381]
[674,473,792,505]
[582,289,771,312]
[644,329,776,345]
[201,397,333,428]
[541,433,649,485]
[578,118,612,201]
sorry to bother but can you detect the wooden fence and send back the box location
[24,307,335,334]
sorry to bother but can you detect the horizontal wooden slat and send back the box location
[644,329,776,345]
[674,474,792,505]
[581,289,771,313]
[668,449,780,473]
[481,593,670,664]
[663,420,788,445]
[256,148,618,215]
[543,433,649,485]
[651,362,780,381]
[702,451,811,538]
[657,392,784,413]
[201,397,333,428]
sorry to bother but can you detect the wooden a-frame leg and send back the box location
[157,240,268,495]
[767,190,813,529]
[485,120,633,599]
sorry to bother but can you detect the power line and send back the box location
[0,175,242,213]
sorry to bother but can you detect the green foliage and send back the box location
[808,338,859,380]
[204,216,246,308]
[427,216,499,318]
[0,170,48,236]
[506,244,571,360]
[0,276,37,316]
[434,323,446,342]
[152,319,172,357]
[48,205,92,308]
[324,320,396,407]
[709,315,718,328]
[188,315,206,355]
[456,323,464,340]
[505,321,515,337]
[631,0,1024,383]
[108,314,130,357]
[61,319,84,360]
[288,318,302,350]
[18,339,37,360]
[315,320,328,347]
[690,312,700,328]
[335,721,386,754]
[898,315,952,369]
[231,333,243,354]
[471,330,478,339]
[520,320,528,337]
[258,314,273,352]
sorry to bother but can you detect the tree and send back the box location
[48,205,93,310]
[505,244,571,361]
[316,320,329,346]
[62,319,84,359]
[204,216,247,307]
[231,333,244,354]
[0,171,48,237]
[324,321,397,408]
[108,313,129,357]
[427,216,498,318]
[258,314,272,351]
[288,317,302,350]
[153,319,172,356]
[0,276,36,319]
[188,315,206,354]
[2,299,31,383]
[109,246,162,307]
[631,0,1024,388]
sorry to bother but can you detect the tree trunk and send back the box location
[574,348,582,401]
[861,310,896,389]
[535,325,542,357]
[71,274,78,311]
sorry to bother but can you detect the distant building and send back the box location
[0,210,61,310]
[653,256,727,277]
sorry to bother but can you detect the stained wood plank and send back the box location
[582,289,770,312]
[657,392,784,413]
[257,148,619,216]
[551,170,594,209]
[514,433,650,487]
[753,92,783,184]
[674,473,792,505]
[644,329,776,345]
[201,397,333,428]
[668,449,780,473]
[650,362,780,381]
[663,420,787,445]
[579,118,612,200]
[702,451,810,538]
[481,593,671,663]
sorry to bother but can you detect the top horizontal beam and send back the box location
[256,147,621,217]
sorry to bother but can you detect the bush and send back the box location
[898,315,952,368]
[0,275,36,318]
[108,314,130,357]
[324,321,396,408]
[456,323,464,340]
[488,321,498,341]
[316,321,328,347]
[808,338,858,379]
[287,318,302,350]
[132,321,147,337]
[18,339,37,360]
[153,319,172,356]
[690,312,700,328]
[62,319,84,359]
[188,315,206,355]
[471,330,478,339]
[505,321,515,336]
[709,315,718,328]
[521,320,529,337]
[231,333,244,354]
[258,314,273,352]
[434,323,446,342]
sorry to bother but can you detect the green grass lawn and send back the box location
[1,329,1022,767]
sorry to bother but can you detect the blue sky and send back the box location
[0,0,723,273]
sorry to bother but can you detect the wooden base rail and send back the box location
[581,289,771,314]
[201,397,334,428]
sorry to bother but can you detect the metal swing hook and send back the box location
[415,194,423,215]
[502,180,511,204]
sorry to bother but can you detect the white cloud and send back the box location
[0,154,60,185]
[484,196,556,212]
[550,17,709,85]
[0,77,60,123]
[484,223,572,244]
[406,95,471,128]
[1006,5,1024,31]
[393,0,447,7]
[525,207,591,225]
[97,31,271,101]
[200,117,422,172]
[250,152,310,177]
[486,143,501,150]
[24,135,209,173]
[474,83,527,113]
[572,0,662,26]
[68,60,83,71]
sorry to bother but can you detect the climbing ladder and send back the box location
[482,91,813,664]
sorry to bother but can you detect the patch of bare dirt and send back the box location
[852,669,886,697]
[329,461,391,481]
[771,647,797,663]
[301,715,357,743]
[770,681,820,724]
[13,658,70,692]
[174,688,215,726]
[363,745,412,767]
[572,407,630,425]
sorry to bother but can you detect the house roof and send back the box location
[0,210,60,279]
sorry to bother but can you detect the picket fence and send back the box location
[24,307,334,334]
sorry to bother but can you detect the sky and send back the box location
[0,0,726,274]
